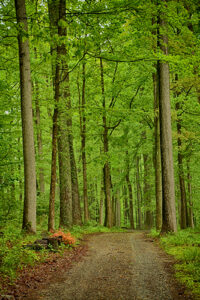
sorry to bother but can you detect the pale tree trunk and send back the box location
[136,156,142,229]
[34,48,45,195]
[15,0,37,233]
[176,101,187,229]
[126,152,134,229]
[57,0,72,228]
[158,1,177,233]
[99,177,104,225]
[69,132,82,225]
[123,185,129,226]
[116,190,121,227]
[112,194,116,227]
[153,71,162,231]
[80,62,89,223]
[48,0,59,232]
[143,153,153,229]
[187,161,194,228]
[100,58,112,228]
[18,138,23,202]
[48,64,59,231]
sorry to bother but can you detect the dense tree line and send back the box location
[0,0,200,233]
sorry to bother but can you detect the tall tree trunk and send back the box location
[69,133,82,225]
[18,138,23,202]
[34,48,45,195]
[143,153,153,229]
[187,161,194,228]
[116,190,121,227]
[112,194,116,227]
[48,65,59,231]
[15,0,37,233]
[136,156,142,229]
[176,100,187,229]
[157,1,177,233]
[80,62,89,223]
[123,185,129,226]
[100,58,112,228]
[153,70,162,231]
[126,152,134,229]
[99,179,104,226]
[48,0,59,232]
[57,0,72,228]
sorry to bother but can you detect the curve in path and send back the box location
[29,232,193,300]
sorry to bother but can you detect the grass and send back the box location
[150,228,200,299]
[0,221,124,288]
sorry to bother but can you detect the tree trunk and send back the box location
[176,101,187,229]
[100,58,112,228]
[153,70,162,231]
[126,152,134,229]
[157,2,177,233]
[187,162,194,228]
[48,0,59,232]
[69,135,82,225]
[116,190,121,227]
[136,156,142,229]
[57,0,72,228]
[48,66,59,231]
[143,153,153,229]
[15,0,37,233]
[80,62,89,223]
[34,48,45,195]
[99,178,104,225]
[123,185,129,226]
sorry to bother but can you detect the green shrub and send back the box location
[154,229,200,298]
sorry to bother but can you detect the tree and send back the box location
[15,0,37,233]
[157,0,177,233]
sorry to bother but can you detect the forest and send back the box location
[0,0,200,297]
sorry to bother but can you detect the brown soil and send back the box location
[1,232,195,300]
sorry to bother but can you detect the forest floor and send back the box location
[1,231,195,300]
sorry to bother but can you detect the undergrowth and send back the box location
[151,228,200,299]
[0,221,124,290]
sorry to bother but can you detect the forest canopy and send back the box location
[0,0,200,233]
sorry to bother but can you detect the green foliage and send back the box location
[159,229,200,298]
[0,231,39,280]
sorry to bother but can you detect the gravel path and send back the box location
[27,232,193,300]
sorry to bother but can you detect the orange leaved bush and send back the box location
[50,230,76,246]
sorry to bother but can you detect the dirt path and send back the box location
[26,232,193,300]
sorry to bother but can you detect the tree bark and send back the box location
[123,185,129,226]
[34,48,45,195]
[57,0,72,228]
[69,134,82,226]
[100,58,112,228]
[157,2,177,233]
[80,62,89,223]
[143,153,153,229]
[153,70,162,231]
[116,190,121,227]
[99,178,104,225]
[176,101,187,229]
[187,162,194,228]
[126,152,134,229]
[48,0,59,232]
[15,0,37,233]
[48,65,59,231]
[136,156,142,229]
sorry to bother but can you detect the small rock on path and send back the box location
[27,232,193,300]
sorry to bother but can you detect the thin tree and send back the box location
[80,62,89,223]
